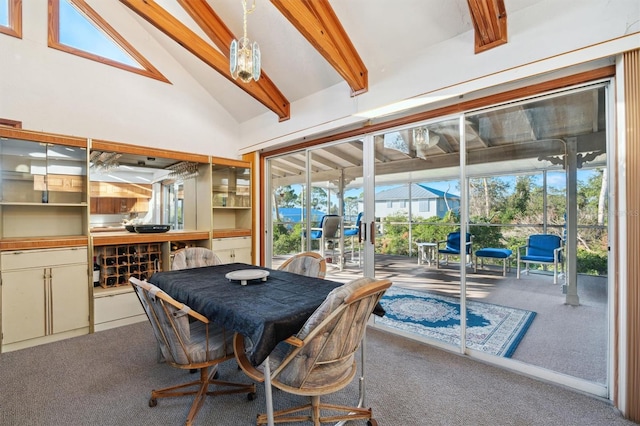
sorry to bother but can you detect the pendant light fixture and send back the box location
[230,0,261,83]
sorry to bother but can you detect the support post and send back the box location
[564,137,580,306]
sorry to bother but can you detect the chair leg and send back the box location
[257,396,374,426]
[150,365,256,426]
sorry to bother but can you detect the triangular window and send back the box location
[0,0,22,39]
[48,0,168,83]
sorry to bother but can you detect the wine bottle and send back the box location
[93,256,100,287]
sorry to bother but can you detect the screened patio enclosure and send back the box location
[265,82,610,394]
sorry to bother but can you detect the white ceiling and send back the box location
[128,0,539,124]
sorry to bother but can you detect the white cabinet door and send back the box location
[51,264,90,334]
[1,269,47,345]
[1,248,89,347]
[233,245,253,264]
[213,247,234,264]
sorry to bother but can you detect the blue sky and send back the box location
[58,0,140,68]
[0,0,9,27]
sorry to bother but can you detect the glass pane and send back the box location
[267,140,365,272]
[0,139,86,204]
[373,117,463,351]
[308,146,344,268]
[1,139,47,203]
[268,151,308,265]
[464,85,608,383]
[0,0,9,27]
[59,0,141,68]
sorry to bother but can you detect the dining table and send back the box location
[148,262,345,425]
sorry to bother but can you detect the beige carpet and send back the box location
[0,321,632,426]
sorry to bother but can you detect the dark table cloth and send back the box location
[148,263,342,366]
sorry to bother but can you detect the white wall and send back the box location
[0,0,239,158]
[238,0,640,153]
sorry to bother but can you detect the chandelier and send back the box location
[413,127,439,148]
[230,0,261,83]
[413,127,440,159]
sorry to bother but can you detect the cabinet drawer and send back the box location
[1,247,87,270]
[94,290,144,324]
[213,237,251,250]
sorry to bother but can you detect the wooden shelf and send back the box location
[92,230,210,246]
[212,228,252,239]
[0,236,89,251]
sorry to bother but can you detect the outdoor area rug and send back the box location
[376,286,536,357]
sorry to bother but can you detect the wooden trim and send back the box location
[624,48,640,423]
[0,127,86,147]
[0,0,22,39]
[177,0,290,121]
[211,156,250,169]
[91,139,209,164]
[0,237,88,251]
[120,0,290,121]
[467,0,507,54]
[92,230,210,246]
[270,0,368,96]
[242,152,256,265]
[0,118,22,128]
[262,65,616,157]
[47,0,169,83]
[211,229,251,239]
[259,153,266,266]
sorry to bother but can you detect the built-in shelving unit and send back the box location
[211,158,253,264]
[0,129,89,245]
[0,129,254,348]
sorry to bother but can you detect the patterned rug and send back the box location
[376,287,536,357]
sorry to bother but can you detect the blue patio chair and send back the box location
[343,212,363,265]
[436,231,473,269]
[516,234,564,284]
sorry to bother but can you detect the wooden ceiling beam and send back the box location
[271,0,368,96]
[120,0,290,121]
[177,0,289,122]
[466,0,507,53]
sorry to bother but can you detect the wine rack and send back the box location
[95,243,162,288]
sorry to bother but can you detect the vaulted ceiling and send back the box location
[118,0,519,123]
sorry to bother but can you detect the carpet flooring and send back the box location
[0,322,634,426]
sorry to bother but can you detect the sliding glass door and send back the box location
[464,84,610,387]
[370,117,465,352]
[264,81,611,397]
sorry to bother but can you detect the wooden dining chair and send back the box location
[129,277,256,425]
[277,251,327,279]
[234,277,392,426]
[171,247,222,270]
